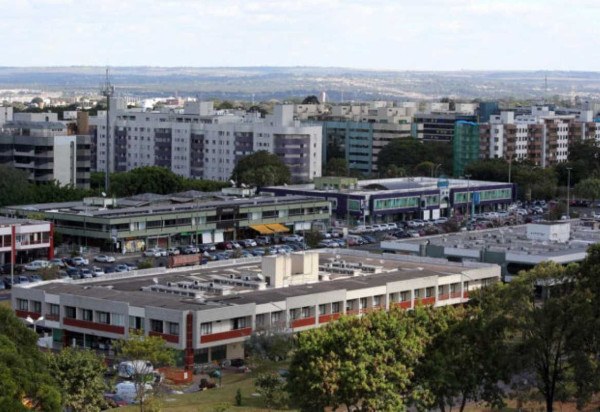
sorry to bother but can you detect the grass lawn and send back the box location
[116,361,297,412]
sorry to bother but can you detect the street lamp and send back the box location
[26,315,44,334]
[566,167,572,219]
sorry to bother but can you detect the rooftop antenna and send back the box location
[100,67,114,194]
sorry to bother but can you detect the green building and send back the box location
[453,121,480,177]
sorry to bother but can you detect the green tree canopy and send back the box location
[325,158,348,176]
[376,138,452,177]
[46,348,108,412]
[231,151,291,187]
[288,307,431,412]
[574,178,600,202]
[0,306,61,411]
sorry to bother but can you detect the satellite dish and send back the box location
[101,192,107,197]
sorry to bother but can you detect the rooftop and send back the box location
[20,251,490,311]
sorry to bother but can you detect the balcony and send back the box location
[393,301,412,310]
[415,297,436,306]
[149,331,180,344]
[15,310,42,320]
[318,313,342,324]
[450,291,463,299]
[200,327,252,344]
[291,317,316,329]
[45,314,59,322]
[438,293,450,301]
[63,317,125,335]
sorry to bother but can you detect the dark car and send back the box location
[0,263,24,275]
[216,242,233,250]
[362,235,377,244]
[28,274,43,283]
[66,267,81,278]
[104,266,116,274]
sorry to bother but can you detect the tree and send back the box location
[288,308,431,412]
[231,151,291,187]
[110,166,184,197]
[304,230,323,248]
[255,372,287,410]
[325,158,348,176]
[574,178,600,203]
[215,100,234,110]
[0,306,62,411]
[498,262,591,412]
[381,164,406,178]
[46,348,108,412]
[0,164,34,206]
[414,305,509,412]
[413,161,435,177]
[377,138,452,177]
[113,331,174,412]
[301,95,320,105]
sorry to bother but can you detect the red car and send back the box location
[217,242,233,250]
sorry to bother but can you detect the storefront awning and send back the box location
[250,225,274,235]
[266,223,290,233]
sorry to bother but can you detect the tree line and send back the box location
[285,245,600,412]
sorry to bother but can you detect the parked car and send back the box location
[124,262,138,271]
[362,234,377,244]
[94,255,116,263]
[24,260,49,271]
[387,223,398,230]
[66,267,81,278]
[143,248,161,257]
[167,247,180,256]
[28,274,43,283]
[230,241,242,249]
[217,242,233,250]
[283,234,304,243]
[182,245,198,255]
[79,268,93,279]
[434,217,448,225]
[71,256,89,266]
[92,266,106,277]
[104,266,116,274]
[156,248,168,257]
[255,236,271,246]
[115,264,129,272]
[241,239,257,248]
[48,258,65,268]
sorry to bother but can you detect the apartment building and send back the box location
[479,107,600,167]
[0,106,13,127]
[0,217,54,265]
[89,100,322,183]
[11,250,500,367]
[0,113,91,188]
[296,102,415,175]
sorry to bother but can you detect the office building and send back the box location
[261,176,514,225]
[452,121,480,177]
[11,249,500,367]
[0,217,54,265]
[1,191,331,252]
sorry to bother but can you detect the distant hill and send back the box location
[1,66,600,101]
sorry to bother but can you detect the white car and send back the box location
[592,211,600,219]
[283,234,304,243]
[167,247,180,256]
[157,248,168,257]
[434,217,448,225]
[92,267,105,277]
[94,254,115,263]
[143,248,161,257]
[25,260,49,271]
[387,223,398,230]
[48,258,65,268]
[71,256,89,266]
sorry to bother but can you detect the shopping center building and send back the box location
[11,250,500,368]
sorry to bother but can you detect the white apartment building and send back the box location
[481,106,600,167]
[89,100,322,183]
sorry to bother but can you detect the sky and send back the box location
[2,0,600,70]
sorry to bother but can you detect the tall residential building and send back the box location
[453,121,480,177]
[477,102,499,123]
[299,102,415,175]
[89,100,322,183]
[0,106,13,127]
[0,113,91,188]
[479,107,600,167]
[414,113,478,142]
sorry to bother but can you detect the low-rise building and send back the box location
[381,221,598,279]
[11,250,500,367]
[0,217,54,265]
[261,176,514,225]
[1,192,331,252]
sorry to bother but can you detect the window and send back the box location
[255,314,266,327]
[112,314,125,326]
[167,322,180,335]
[150,319,163,333]
[318,304,327,316]
[359,298,367,310]
[373,295,382,307]
[425,287,435,298]
[97,311,110,324]
[49,304,60,317]
[16,298,28,311]
[65,306,76,319]
[301,306,311,318]
[82,309,93,321]
[271,311,282,324]
[200,322,212,335]
[414,289,421,298]
[400,291,410,302]
[232,317,246,330]
[129,316,144,331]
[332,302,341,313]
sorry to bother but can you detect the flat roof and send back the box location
[382,221,600,258]
[265,177,511,196]
[0,217,48,226]
[3,194,328,219]
[26,251,481,311]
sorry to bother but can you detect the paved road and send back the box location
[0,291,11,302]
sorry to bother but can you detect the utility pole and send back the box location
[100,68,114,194]
[566,167,572,219]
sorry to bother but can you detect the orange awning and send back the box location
[250,225,274,235]
[266,223,290,233]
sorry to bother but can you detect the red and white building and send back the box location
[0,217,53,266]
